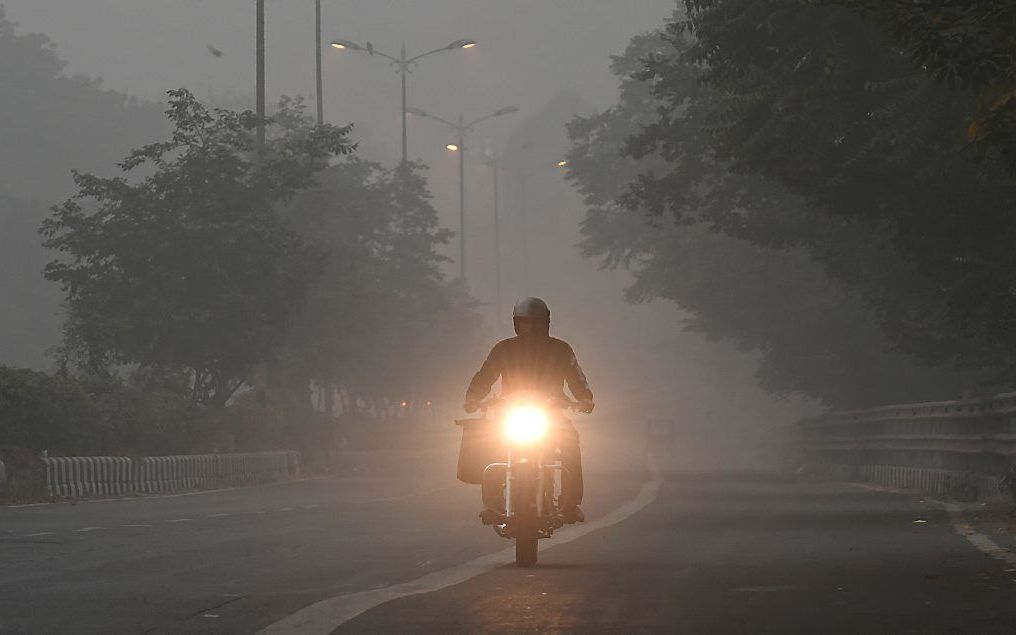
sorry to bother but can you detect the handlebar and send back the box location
[477,395,581,412]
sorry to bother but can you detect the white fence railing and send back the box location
[790,392,1016,498]
[43,451,300,498]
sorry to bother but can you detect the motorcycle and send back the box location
[456,393,583,567]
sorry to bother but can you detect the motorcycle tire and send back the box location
[516,528,538,567]
[512,463,539,567]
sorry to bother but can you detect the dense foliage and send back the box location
[567,31,973,407]
[280,160,482,417]
[28,83,482,454]
[832,1,1016,172]
[41,90,353,407]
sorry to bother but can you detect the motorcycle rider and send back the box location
[464,297,594,524]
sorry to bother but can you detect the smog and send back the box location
[2,1,1012,632]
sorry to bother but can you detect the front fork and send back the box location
[485,448,565,526]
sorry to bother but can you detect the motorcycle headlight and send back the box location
[505,406,549,444]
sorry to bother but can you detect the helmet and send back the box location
[513,297,551,336]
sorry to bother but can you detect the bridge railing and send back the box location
[42,451,301,499]
[790,392,1016,499]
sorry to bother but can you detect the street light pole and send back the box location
[401,43,408,164]
[315,0,323,125]
[406,106,518,283]
[255,0,266,153]
[491,151,502,325]
[458,116,466,279]
[329,38,476,165]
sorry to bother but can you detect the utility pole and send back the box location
[400,42,408,164]
[458,115,466,279]
[255,0,266,152]
[406,106,518,284]
[315,0,323,125]
[491,152,503,326]
[520,169,530,285]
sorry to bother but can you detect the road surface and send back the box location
[3,427,1016,633]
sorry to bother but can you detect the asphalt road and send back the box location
[3,428,1016,633]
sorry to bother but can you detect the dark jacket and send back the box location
[465,335,593,404]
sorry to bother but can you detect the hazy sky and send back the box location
[3,0,677,160]
[1,0,815,439]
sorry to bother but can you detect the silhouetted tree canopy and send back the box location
[42,89,354,407]
[567,30,975,407]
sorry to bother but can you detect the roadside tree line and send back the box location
[566,1,1016,408]
[0,10,481,457]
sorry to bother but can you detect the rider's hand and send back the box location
[463,399,480,414]
[577,399,595,414]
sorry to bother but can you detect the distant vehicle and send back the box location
[456,393,587,567]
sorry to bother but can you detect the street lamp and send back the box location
[329,37,476,164]
[407,106,518,282]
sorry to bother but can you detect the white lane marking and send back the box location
[945,504,1016,568]
[165,518,192,523]
[259,465,663,635]
[277,507,293,512]
[122,524,152,528]
[303,504,321,509]
[74,526,102,532]
[730,585,796,593]
[208,513,230,518]
[849,483,1016,574]
[21,531,55,537]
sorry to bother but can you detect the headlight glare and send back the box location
[505,406,548,443]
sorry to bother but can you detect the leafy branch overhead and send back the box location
[567,0,1016,406]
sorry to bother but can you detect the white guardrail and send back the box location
[790,391,1016,499]
[43,451,300,498]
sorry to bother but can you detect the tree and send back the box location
[567,27,978,407]
[621,1,1016,382]
[832,1,1016,173]
[279,159,483,418]
[41,89,353,406]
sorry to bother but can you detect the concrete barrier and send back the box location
[43,451,300,499]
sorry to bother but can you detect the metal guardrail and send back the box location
[791,392,1016,499]
[43,451,301,499]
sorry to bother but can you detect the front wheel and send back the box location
[512,462,539,567]
[515,527,538,567]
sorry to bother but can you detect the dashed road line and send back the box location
[21,532,55,537]
[165,518,193,523]
[122,524,152,528]
[208,513,230,518]
[74,526,102,532]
